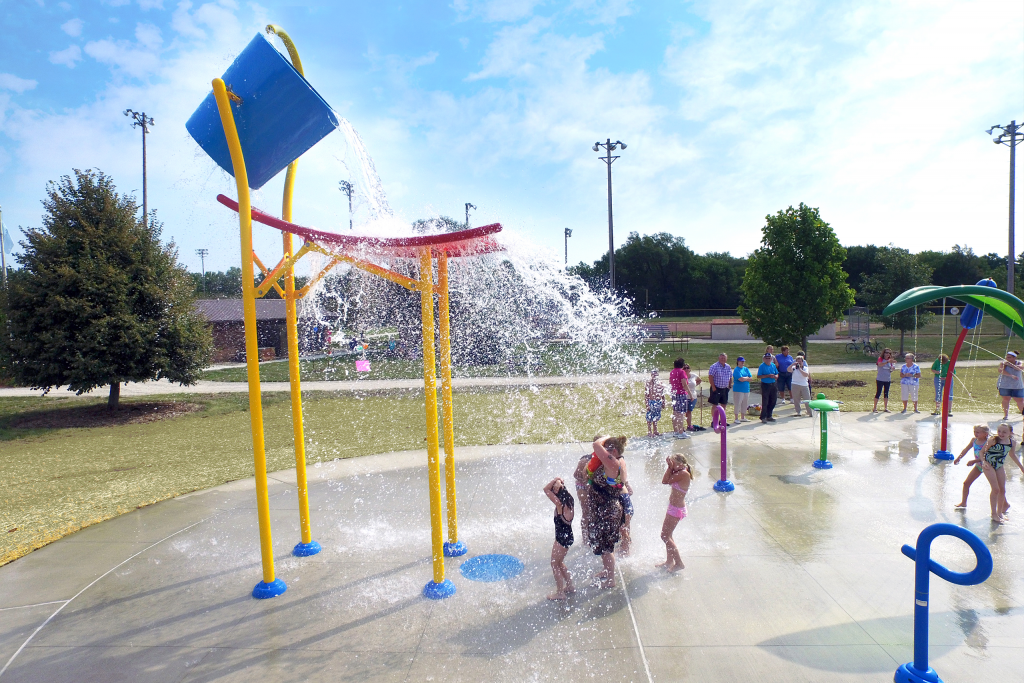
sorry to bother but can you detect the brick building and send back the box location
[196,299,288,362]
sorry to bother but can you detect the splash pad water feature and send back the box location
[808,393,840,469]
[185,27,513,600]
[184,26,639,601]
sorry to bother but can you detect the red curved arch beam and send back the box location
[217,194,503,257]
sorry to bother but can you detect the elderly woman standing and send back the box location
[900,353,921,413]
[586,435,628,588]
[997,351,1024,420]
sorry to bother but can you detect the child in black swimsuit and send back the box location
[543,478,575,601]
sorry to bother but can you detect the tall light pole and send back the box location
[338,180,353,230]
[987,121,1023,295]
[0,204,8,289]
[564,227,572,264]
[124,109,154,229]
[196,248,209,295]
[465,202,476,229]
[593,139,626,291]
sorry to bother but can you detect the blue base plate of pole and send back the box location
[713,479,735,492]
[894,662,942,683]
[252,578,287,599]
[812,459,833,469]
[443,540,468,557]
[932,450,954,461]
[422,579,457,600]
[292,540,322,557]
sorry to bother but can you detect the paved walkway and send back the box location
[1,413,1020,682]
[0,361,1003,398]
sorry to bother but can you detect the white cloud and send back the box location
[139,0,164,8]
[61,18,84,36]
[0,74,38,93]
[83,24,162,78]
[58,2,72,9]
[453,0,544,23]
[49,44,83,68]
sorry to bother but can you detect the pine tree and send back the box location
[4,169,212,408]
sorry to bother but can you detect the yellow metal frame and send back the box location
[212,24,464,592]
[212,78,277,585]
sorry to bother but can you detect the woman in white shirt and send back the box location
[789,352,813,417]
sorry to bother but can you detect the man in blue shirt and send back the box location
[757,353,779,422]
[774,346,795,404]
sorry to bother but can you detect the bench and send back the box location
[644,324,671,339]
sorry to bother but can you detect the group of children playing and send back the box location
[539,423,1023,600]
[542,437,692,600]
[954,422,1024,523]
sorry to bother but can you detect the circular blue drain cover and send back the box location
[460,554,524,582]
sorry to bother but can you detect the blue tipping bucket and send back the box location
[186,33,338,190]
[959,278,997,330]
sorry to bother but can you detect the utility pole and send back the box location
[124,109,154,229]
[465,202,476,229]
[196,248,209,295]
[338,180,353,230]
[564,227,572,264]
[987,121,1023,295]
[0,204,7,289]
[593,139,626,291]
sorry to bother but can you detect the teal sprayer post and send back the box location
[894,523,992,683]
[808,393,839,469]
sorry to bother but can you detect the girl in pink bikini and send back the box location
[658,453,691,572]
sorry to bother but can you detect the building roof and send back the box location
[196,299,286,322]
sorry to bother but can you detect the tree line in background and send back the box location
[191,268,308,299]
[570,230,1021,316]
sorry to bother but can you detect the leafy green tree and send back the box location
[861,246,933,355]
[844,244,880,305]
[567,233,747,313]
[4,169,212,408]
[739,203,854,352]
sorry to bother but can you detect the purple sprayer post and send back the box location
[711,405,735,492]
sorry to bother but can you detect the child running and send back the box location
[953,425,990,509]
[657,453,692,572]
[981,423,1024,523]
[543,478,576,600]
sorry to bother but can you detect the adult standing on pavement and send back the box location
[900,353,921,413]
[708,353,732,411]
[788,352,813,417]
[668,359,690,438]
[997,351,1024,419]
[757,353,779,422]
[775,346,795,404]
[732,356,752,423]
[873,348,896,413]
[930,353,954,415]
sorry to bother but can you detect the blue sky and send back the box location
[1,0,1022,275]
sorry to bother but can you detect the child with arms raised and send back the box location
[543,478,575,600]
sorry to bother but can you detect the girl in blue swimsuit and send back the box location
[953,424,990,509]
[981,423,1024,523]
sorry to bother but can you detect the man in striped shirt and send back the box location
[708,353,732,407]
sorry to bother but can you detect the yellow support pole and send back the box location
[437,253,465,557]
[420,248,455,599]
[266,21,318,558]
[212,78,285,598]
[282,162,319,556]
